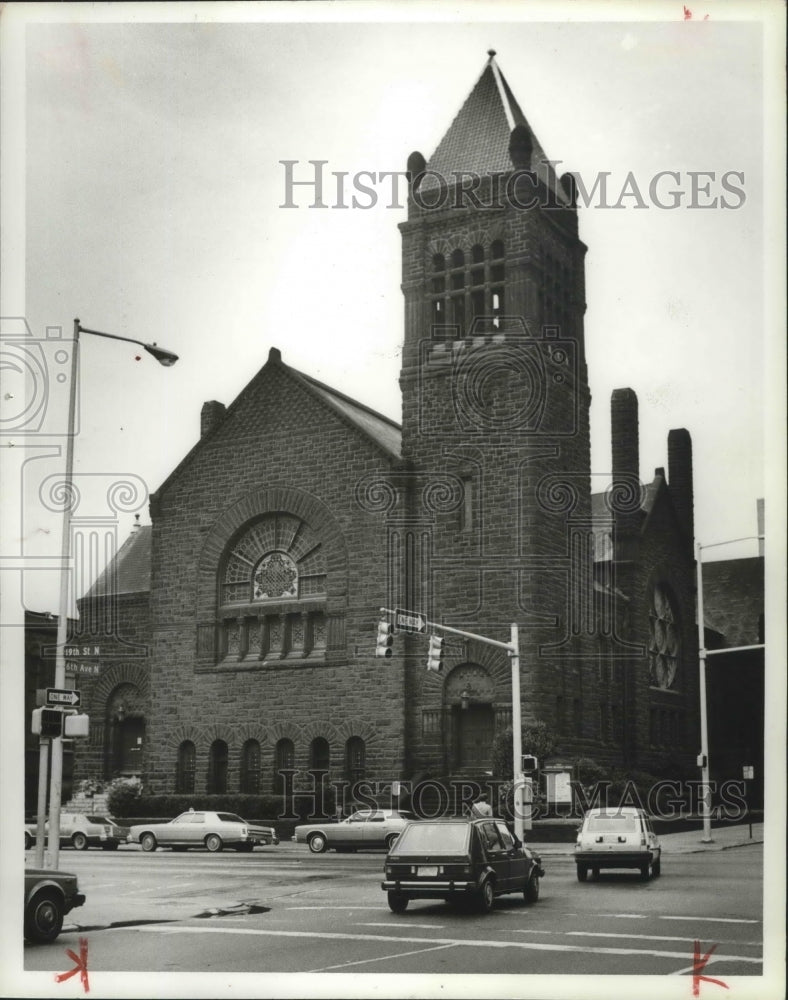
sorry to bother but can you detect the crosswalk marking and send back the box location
[134,924,762,963]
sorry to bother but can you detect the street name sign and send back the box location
[394,608,427,633]
[45,687,81,708]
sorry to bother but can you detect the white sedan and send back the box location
[128,810,278,853]
[294,809,416,853]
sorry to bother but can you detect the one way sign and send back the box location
[46,687,81,708]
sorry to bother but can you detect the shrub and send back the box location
[105,776,143,816]
[116,790,336,822]
[492,721,557,780]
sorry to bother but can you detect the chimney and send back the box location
[611,388,639,485]
[757,497,764,556]
[667,428,694,543]
[610,389,640,560]
[201,400,226,438]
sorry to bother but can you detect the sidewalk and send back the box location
[527,822,764,856]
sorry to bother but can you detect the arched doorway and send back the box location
[445,664,496,773]
[106,683,145,778]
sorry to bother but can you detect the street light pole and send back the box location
[44,319,177,869]
[695,542,713,843]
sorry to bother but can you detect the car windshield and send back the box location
[586,815,638,832]
[86,816,109,824]
[216,813,244,823]
[389,823,469,855]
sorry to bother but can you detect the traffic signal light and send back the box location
[426,634,444,672]
[522,754,538,773]
[375,619,394,658]
[31,707,63,738]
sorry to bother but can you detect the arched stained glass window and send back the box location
[222,513,326,606]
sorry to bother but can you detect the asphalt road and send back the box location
[22,842,763,982]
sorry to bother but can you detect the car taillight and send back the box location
[242,826,248,835]
[640,834,646,846]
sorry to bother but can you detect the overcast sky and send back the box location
[2,2,784,617]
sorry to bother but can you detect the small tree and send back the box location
[492,721,557,780]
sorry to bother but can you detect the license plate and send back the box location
[419,866,439,877]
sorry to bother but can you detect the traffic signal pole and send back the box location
[380,609,527,843]
[34,738,50,868]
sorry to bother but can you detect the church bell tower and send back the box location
[397,52,594,772]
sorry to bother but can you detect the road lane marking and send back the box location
[286,906,383,910]
[308,942,458,973]
[355,922,446,930]
[563,931,762,948]
[133,925,762,962]
[659,916,760,924]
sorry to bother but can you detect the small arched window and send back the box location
[273,738,295,795]
[207,739,228,794]
[310,737,330,773]
[240,739,261,794]
[176,740,196,794]
[345,737,366,786]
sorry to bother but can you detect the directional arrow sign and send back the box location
[46,687,81,708]
[394,608,427,634]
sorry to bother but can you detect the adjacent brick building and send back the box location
[63,53,719,802]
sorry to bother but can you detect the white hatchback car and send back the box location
[574,807,661,881]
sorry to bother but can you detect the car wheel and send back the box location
[24,831,33,850]
[524,872,540,904]
[140,832,157,852]
[72,832,89,851]
[205,834,223,853]
[476,878,495,914]
[385,833,400,851]
[591,867,600,880]
[652,858,661,877]
[639,863,650,881]
[307,833,327,854]
[25,891,64,944]
[576,864,588,882]
[387,891,409,913]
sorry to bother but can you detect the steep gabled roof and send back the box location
[82,525,151,599]
[154,348,402,501]
[422,51,568,202]
[293,369,401,459]
[590,472,664,561]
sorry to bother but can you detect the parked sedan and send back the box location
[25,814,129,851]
[294,808,417,853]
[128,809,278,852]
[24,868,85,944]
[382,817,544,913]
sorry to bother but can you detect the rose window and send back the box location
[253,552,298,600]
[648,583,680,689]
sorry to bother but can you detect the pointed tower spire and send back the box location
[421,52,569,203]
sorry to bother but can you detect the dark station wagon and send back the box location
[382,817,544,914]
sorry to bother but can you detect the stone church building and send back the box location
[64,54,703,802]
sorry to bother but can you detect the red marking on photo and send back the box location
[55,936,89,993]
[692,940,728,997]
